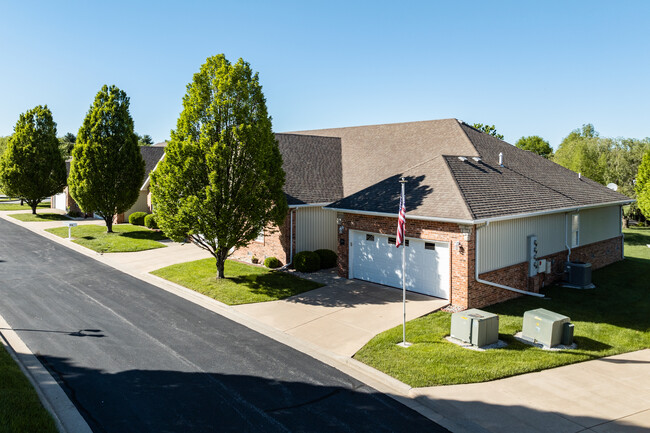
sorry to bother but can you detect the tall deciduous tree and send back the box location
[553,124,609,184]
[515,135,553,158]
[635,149,650,219]
[0,105,66,214]
[472,123,504,140]
[69,85,144,232]
[151,54,287,279]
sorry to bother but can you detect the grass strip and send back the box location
[0,344,58,432]
[46,223,167,253]
[152,258,323,305]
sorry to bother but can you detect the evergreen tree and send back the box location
[68,85,144,232]
[0,105,66,214]
[151,54,287,279]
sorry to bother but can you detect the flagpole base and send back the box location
[396,341,412,348]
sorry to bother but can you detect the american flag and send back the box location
[396,185,406,248]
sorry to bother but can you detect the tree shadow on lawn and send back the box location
[622,229,650,246]
[229,273,323,298]
[118,230,167,241]
[484,258,650,334]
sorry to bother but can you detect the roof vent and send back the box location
[498,152,503,166]
[578,172,582,179]
[458,156,468,162]
[472,156,481,162]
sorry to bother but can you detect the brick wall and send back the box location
[468,236,623,309]
[233,210,295,265]
[338,213,624,310]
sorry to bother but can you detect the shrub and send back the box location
[294,251,321,273]
[128,212,147,226]
[315,249,337,269]
[264,256,281,268]
[67,210,82,218]
[144,213,158,229]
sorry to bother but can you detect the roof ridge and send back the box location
[275,132,341,140]
[284,118,459,134]
[456,120,480,155]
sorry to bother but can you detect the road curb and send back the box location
[0,314,92,433]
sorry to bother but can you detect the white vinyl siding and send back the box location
[478,205,622,273]
[125,190,149,219]
[296,206,337,253]
[579,206,621,245]
[478,213,566,273]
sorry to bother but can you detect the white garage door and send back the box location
[53,192,66,211]
[349,230,450,299]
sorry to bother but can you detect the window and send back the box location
[571,213,579,247]
[255,229,264,243]
[366,234,375,242]
[425,242,436,250]
[388,237,396,245]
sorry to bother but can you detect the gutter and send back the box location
[288,202,332,209]
[326,199,633,226]
[475,222,545,298]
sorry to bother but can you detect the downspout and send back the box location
[565,213,572,263]
[475,222,545,298]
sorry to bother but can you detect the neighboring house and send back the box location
[52,143,167,222]
[236,119,632,310]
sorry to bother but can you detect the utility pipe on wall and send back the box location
[475,222,545,298]
[281,209,296,269]
[565,212,572,263]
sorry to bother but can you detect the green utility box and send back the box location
[522,308,572,347]
[451,309,499,347]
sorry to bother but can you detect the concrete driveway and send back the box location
[234,270,448,356]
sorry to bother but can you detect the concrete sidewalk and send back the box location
[2,209,649,432]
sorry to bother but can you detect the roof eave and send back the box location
[326,199,634,226]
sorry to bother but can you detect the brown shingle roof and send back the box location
[448,123,630,219]
[139,146,165,180]
[275,133,343,205]
[292,119,631,221]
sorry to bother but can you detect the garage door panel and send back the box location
[351,231,449,300]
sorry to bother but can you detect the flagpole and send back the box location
[398,177,411,348]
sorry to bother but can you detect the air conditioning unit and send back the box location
[564,261,594,289]
[451,309,499,347]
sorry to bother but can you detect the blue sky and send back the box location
[0,1,648,148]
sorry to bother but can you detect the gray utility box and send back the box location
[451,309,499,347]
[565,261,592,288]
[522,308,572,347]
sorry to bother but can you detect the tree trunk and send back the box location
[215,248,228,279]
[105,217,114,233]
[622,217,629,229]
[31,204,37,215]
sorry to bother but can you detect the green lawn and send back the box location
[10,212,70,222]
[355,227,650,387]
[0,202,50,211]
[0,344,57,432]
[46,223,167,253]
[152,258,323,305]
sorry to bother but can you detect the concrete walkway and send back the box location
[411,349,650,433]
[2,208,649,432]
[235,270,448,356]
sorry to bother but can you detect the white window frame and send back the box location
[255,229,264,243]
[571,213,580,248]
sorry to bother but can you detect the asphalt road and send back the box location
[0,218,446,433]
